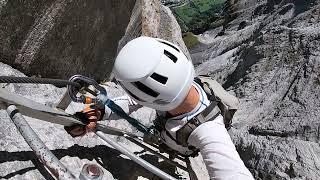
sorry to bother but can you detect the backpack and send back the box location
[195,75,240,128]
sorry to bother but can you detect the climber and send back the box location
[67,36,254,179]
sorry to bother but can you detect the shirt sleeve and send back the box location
[188,115,254,180]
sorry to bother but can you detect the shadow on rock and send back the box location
[0,144,182,180]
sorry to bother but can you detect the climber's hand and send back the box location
[65,106,104,137]
[64,124,86,137]
[82,106,104,131]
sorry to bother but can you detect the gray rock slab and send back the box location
[193,1,320,179]
[0,0,136,80]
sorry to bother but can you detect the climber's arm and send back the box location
[188,115,254,179]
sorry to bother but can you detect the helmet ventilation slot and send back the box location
[158,40,180,52]
[151,73,168,85]
[120,84,145,102]
[164,50,177,63]
[126,89,145,102]
[133,81,159,98]
[153,99,170,105]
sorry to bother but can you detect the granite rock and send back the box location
[0,0,197,179]
[0,0,136,80]
[192,0,320,179]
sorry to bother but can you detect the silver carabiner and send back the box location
[67,75,107,104]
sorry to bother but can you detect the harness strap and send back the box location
[175,101,221,147]
[197,100,219,123]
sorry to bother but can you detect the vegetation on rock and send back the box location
[172,0,225,34]
[182,32,199,49]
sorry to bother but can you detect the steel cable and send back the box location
[0,76,81,88]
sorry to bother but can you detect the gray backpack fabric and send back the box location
[196,75,240,127]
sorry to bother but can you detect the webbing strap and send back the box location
[175,102,220,147]
[106,100,149,134]
[196,101,219,123]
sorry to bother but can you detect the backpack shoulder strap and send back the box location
[175,101,220,147]
[198,75,239,110]
[194,76,218,102]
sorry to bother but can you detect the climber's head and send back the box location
[113,36,195,111]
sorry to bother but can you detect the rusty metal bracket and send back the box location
[0,88,143,138]
[0,88,83,126]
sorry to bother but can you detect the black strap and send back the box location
[195,77,220,102]
[155,77,222,154]
[199,101,219,120]
[153,114,167,131]
[175,119,200,146]
[175,102,221,147]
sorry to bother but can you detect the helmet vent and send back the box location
[164,50,177,63]
[120,84,145,102]
[126,89,145,102]
[151,73,168,85]
[133,81,159,98]
[158,40,180,52]
[153,99,170,105]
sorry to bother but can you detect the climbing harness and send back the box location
[0,75,198,180]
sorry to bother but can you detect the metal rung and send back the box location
[6,105,76,180]
[95,131,177,180]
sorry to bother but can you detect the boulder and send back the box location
[0,0,137,80]
[118,0,190,60]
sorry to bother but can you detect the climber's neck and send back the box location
[168,86,200,116]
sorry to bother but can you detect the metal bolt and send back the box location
[87,164,101,177]
[79,164,104,180]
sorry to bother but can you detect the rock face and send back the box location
[0,0,136,80]
[2,0,320,179]
[192,0,320,179]
[118,0,191,60]
[0,0,197,179]
[0,0,190,80]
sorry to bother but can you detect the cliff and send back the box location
[1,0,320,179]
[0,0,196,179]
[192,0,320,179]
[0,0,189,80]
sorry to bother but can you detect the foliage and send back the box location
[210,19,225,29]
[182,32,199,49]
[172,0,225,34]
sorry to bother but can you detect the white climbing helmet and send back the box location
[113,36,195,111]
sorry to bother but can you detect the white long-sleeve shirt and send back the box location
[107,82,254,179]
[162,82,254,179]
[188,116,254,179]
